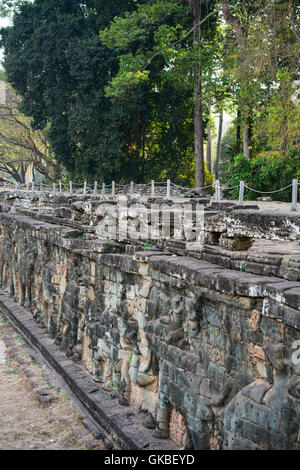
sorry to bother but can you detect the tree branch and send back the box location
[221,0,245,43]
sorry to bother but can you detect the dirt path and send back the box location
[0,312,103,450]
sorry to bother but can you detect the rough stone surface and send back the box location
[0,192,300,450]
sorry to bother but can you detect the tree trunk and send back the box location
[221,1,252,159]
[215,111,223,180]
[193,0,205,190]
[237,109,241,151]
[243,126,250,158]
[206,122,212,173]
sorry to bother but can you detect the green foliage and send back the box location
[226,149,300,202]
[1,0,299,189]
[128,352,133,366]
[143,240,154,251]
[66,235,85,241]
[218,125,239,184]
[0,70,7,81]
[0,82,61,183]
[0,0,27,17]
[1,0,209,186]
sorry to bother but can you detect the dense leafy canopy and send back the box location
[1,0,213,184]
[0,0,299,193]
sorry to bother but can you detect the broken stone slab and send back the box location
[208,202,237,211]
[225,205,260,212]
[257,197,272,201]
[282,287,300,310]
[219,235,253,251]
[241,380,272,404]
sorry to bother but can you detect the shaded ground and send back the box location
[0,312,104,450]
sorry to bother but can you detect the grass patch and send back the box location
[3,368,18,375]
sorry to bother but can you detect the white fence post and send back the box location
[93,181,97,198]
[26,182,29,191]
[102,183,106,198]
[53,183,56,194]
[291,179,298,212]
[239,181,245,206]
[112,181,115,198]
[151,180,155,197]
[69,181,73,195]
[130,181,134,194]
[59,181,62,194]
[83,181,87,196]
[166,179,171,199]
[214,180,221,203]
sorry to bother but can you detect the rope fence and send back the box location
[0,178,299,212]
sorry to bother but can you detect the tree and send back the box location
[192,0,205,189]
[206,121,212,173]
[0,0,27,17]
[215,110,223,179]
[1,0,149,183]
[0,82,61,183]
[1,0,298,190]
[221,0,300,158]
[100,0,218,188]
[1,0,209,185]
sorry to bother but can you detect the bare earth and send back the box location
[0,312,103,450]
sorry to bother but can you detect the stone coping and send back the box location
[2,211,300,311]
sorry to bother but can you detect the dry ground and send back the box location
[0,311,104,450]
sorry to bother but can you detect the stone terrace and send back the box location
[0,189,299,449]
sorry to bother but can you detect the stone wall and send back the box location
[0,192,300,449]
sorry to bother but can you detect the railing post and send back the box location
[93,181,97,198]
[69,181,73,195]
[26,182,29,191]
[102,183,106,198]
[291,179,298,212]
[239,181,245,206]
[59,181,62,194]
[53,183,56,194]
[112,181,115,198]
[130,181,134,194]
[214,180,221,203]
[151,180,155,197]
[83,181,87,196]
[166,179,171,200]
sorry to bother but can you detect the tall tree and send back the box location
[1,0,208,184]
[0,82,61,183]
[100,0,218,187]
[193,0,205,188]
[206,121,212,173]
[215,110,223,179]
